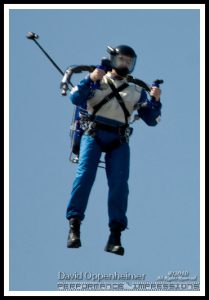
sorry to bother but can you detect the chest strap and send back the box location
[91,81,129,123]
[107,79,130,124]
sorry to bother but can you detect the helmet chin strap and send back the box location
[114,67,129,78]
[110,69,127,80]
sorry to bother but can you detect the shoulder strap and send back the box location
[92,81,129,122]
[126,75,151,92]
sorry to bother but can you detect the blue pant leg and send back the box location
[66,134,102,221]
[105,142,130,230]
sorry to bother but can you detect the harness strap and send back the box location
[126,75,151,92]
[91,81,129,119]
[84,120,133,152]
[92,121,128,133]
[85,124,132,153]
[107,79,130,124]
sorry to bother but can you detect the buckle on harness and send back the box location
[85,121,96,137]
[125,126,133,137]
[118,126,133,143]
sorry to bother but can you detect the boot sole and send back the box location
[104,245,124,256]
[67,240,81,248]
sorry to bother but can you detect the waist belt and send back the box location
[86,121,133,139]
[85,121,133,151]
[93,121,128,133]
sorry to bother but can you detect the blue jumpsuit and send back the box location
[66,74,162,231]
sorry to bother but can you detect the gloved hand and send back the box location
[90,68,106,82]
[150,86,161,101]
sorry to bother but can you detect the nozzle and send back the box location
[100,57,112,72]
[26,32,39,40]
[107,45,116,54]
[154,79,164,85]
[152,79,164,88]
[60,83,68,96]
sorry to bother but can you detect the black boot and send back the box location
[67,217,81,248]
[104,228,124,256]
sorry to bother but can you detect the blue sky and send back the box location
[5,4,205,296]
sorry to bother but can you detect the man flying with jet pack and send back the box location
[65,44,162,256]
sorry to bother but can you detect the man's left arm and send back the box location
[137,87,162,126]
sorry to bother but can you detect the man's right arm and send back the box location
[69,75,94,106]
[69,68,106,106]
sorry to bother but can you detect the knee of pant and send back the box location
[108,178,129,189]
[77,163,97,178]
[107,169,129,184]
